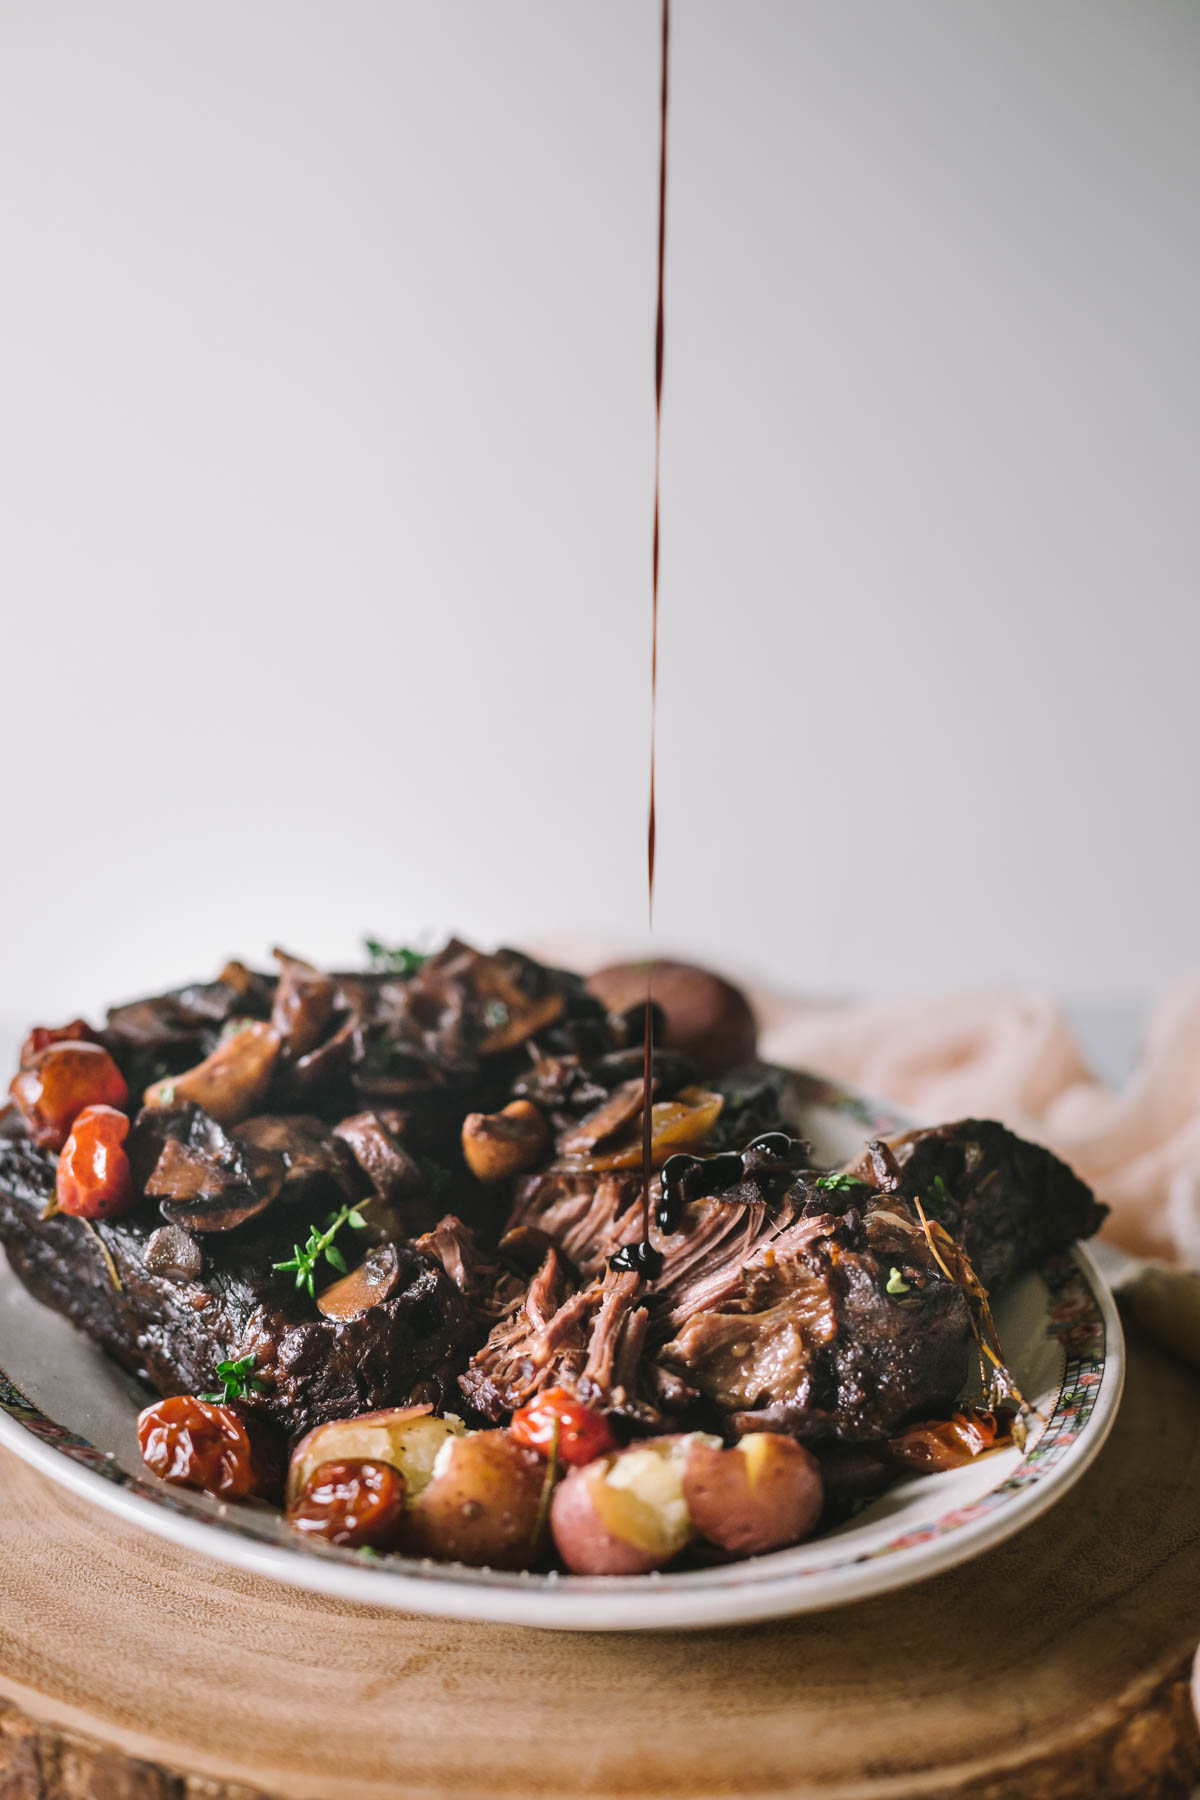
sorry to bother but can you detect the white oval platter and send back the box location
[0,1073,1122,1631]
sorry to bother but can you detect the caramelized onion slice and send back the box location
[555,1085,723,1173]
[888,1408,1014,1474]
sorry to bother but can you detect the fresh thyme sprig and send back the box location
[814,1172,867,1194]
[273,1199,371,1300]
[364,938,429,976]
[202,1353,265,1405]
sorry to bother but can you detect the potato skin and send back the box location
[550,1462,674,1576]
[403,1430,547,1570]
[550,1437,704,1575]
[683,1433,823,1556]
[586,959,757,1077]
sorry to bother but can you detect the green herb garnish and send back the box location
[159,1083,176,1105]
[814,1172,867,1193]
[202,1354,265,1404]
[419,1157,452,1196]
[364,938,429,976]
[482,999,510,1030]
[273,1200,371,1300]
[885,1266,911,1295]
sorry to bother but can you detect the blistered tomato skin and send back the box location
[288,1458,407,1549]
[137,1396,275,1500]
[56,1105,135,1220]
[510,1386,616,1466]
[9,1041,129,1152]
[19,1020,100,1067]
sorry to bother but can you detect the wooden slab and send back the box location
[0,1311,1196,1800]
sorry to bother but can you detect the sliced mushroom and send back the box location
[333,1111,423,1201]
[316,1242,402,1319]
[558,1078,646,1157]
[287,1011,360,1098]
[234,1114,356,1198]
[478,989,564,1054]
[270,949,336,1059]
[143,1020,280,1127]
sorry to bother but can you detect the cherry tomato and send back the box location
[9,1041,128,1152]
[288,1458,407,1549]
[509,1386,616,1466]
[137,1395,279,1500]
[20,1019,100,1067]
[56,1105,135,1221]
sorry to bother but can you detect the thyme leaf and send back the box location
[364,938,429,976]
[201,1353,264,1405]
[273,1199,372,1300]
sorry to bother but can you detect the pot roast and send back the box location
[0,941,1106,1452]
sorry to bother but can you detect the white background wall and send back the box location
[1,1,1197,1030]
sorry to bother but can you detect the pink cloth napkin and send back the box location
[755,980,1200,1266]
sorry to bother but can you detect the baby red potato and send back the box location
[550,1435,715,1576]
[403,1429,548,1569]
[682,1432,823,1556]
[286,1405,463,1509]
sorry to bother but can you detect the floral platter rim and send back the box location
[0,1075,1124,1631]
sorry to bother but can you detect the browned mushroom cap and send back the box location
[143,1116,285,1233]
[143,1223,204,1280]
[134,1102,286,1233]
[143,1021,280,1127]
[586,959,757,1077]
[270,949,336,1059]
[461,1100,549,1183]
[406,942,565,1056]
[316,1243,403,1319]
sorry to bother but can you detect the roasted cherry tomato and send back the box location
[56,1105,135,1220]
[20,1019,100,1067]
[510,1386,616,1466]
[9,1041,128,1152]
[288,1458,407,1549]
[137,1395,279,1500]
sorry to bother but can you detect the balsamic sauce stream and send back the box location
[641,0,670,1253]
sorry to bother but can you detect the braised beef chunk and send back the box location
[0,943,1106,1461]
[458,1250,657,1429]
[467,1137,973,1445]
[0,1109,472,1441]
[847,1119,1108,1292]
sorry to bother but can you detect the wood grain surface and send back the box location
[0,1310,1196,1800]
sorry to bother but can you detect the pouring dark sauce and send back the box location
[618,0,670,1283]
[643,0,669,1240]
